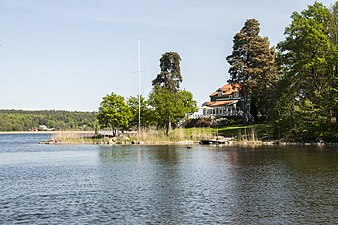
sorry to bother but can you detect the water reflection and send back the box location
[94,145,338,224]
[0,136,337,224]
[97,146,235,223]
[223,146,338,224]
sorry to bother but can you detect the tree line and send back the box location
[97,1,337,142]
[0,110,97,131]
[97,52,198,136]
[226,2,338,141]
[2,2,336,142]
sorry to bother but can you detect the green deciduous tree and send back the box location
[329,2,338,123]
[127,95,154,128]
[226,18,278,123]
[275,2,338,141]
[148,86,178,134]
[178,89,198,117]
[97,92,132,136]
[148,87,197,135]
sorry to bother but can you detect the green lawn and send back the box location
[182,123,273,140]
[217,123,273,138]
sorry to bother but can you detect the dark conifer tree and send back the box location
[226,19,278,123]
[152,52,182,93]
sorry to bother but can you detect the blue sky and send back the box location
[0,0,335,111]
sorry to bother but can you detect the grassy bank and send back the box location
[217,123,273,140]
[45,128,214,145]
[38,131,103,144]
[133,127,215,144]
[43,124,273,145]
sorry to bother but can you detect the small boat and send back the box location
[200,139,227,145]
[200,140,213,145]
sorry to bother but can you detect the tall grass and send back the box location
[185,127,214,141]
[237,127,259,142]
[52,131,98,144]
[133,128,168,143]
[132,127,214,143]
[53,131,80,142]
[49,125,267,145]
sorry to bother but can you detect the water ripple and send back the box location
[0,135,337,224]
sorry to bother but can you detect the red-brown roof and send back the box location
[209,83,240,97]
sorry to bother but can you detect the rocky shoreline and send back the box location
[39,135,337,147]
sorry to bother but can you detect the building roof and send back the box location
[203,100,237,107]
[209,83,241,97]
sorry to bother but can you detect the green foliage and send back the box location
[149,52,197,135]
[226,18,278,122]
[97,92,132,135]
[152,52,182,93]
[178,89,198,116]
[148,86,178,133]
[217,123,273,139]
[127,95,154,128]
[329,2,338,116]
[0,110,97,131]
[182,117,214,128]
[148,86,198,135]
[274,2,338,141]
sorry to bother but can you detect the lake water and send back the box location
[0,134,337,224]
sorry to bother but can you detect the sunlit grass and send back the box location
[132,127,214,143]
[48,123,273,144]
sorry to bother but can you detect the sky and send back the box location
[0,0,335,112]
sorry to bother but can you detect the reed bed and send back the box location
[48,128,218,145]
[236,127,262,143]
[132,127,214,143]
[51,131,100,144]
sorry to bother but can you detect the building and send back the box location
[202,83,250,117]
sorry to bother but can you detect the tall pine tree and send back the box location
[226,19,278,123]
[152,52,182,93]
[149,52,197,135]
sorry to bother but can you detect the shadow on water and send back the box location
[219,145,338,224]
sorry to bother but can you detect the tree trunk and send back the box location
[111,125,116,137]
[243,93,249,125]
[251,101,258,122]
[165,115,171,136]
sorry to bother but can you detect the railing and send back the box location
[98,130,118,136]
[188,114,212,119]
[189,111,243,119]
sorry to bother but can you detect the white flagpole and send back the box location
[138,39,141,134]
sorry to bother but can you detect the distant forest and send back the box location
[0,110,97,131]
